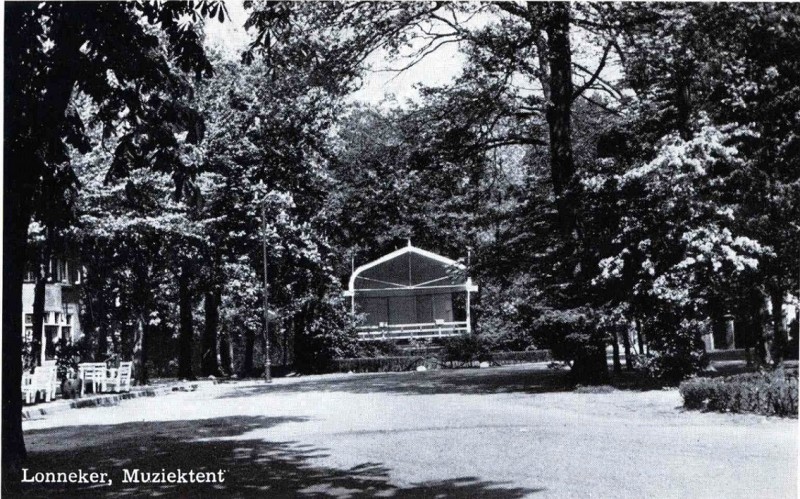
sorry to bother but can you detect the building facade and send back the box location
[22,257,83,365]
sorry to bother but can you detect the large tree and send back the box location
[244,1,625,380]
[198,25,360,373]
[592,3,800,372]
[3,1,224,479]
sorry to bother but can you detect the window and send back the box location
[24,314,33,325]
[68,262,80,284]
[49,259,67,282]
[53,312,61,324]
[58,260,66,282]
[65,314,73,325]
[44,326,59,360]
[61,327,71,340]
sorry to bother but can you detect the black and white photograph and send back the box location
[3,1,799,497]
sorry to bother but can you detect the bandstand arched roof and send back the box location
[346,244,468,295]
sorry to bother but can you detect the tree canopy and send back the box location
[4,1,799,483]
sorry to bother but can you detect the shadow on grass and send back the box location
[220,366,577,399]
[219,363,686,400]
[12,416,542,498]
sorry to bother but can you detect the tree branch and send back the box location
[572,41,613,101]
[580,94,622,116]
[572,61,623,99]
[494,2,529,19]
[377,38,461,75]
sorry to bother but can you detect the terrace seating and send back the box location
[21,361,58,404]
[104,362,133,393]
[78,362,109,396]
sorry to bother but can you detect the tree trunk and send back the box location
[622,323,633,370]
[3,4,84,481]
[31,235,53,364]
[219,329,233,376]
[543,3,576,236]
[201,290,220,376]
[758,291,774,366]
[770,286,787,365]
[2,182,32,480]
[31,255,48,366]
[571,345,609,385]
[282,319,290,367]
[635,317,646,356]
[133,314,148,385]
[177,264,195,380]
[242,330,255,377]
[261,319,272,378]
[293,308,311,373]
[676,75,693,140]
[97,318,109,362]
[735,314,752,366]
[94,282,109,360]
[611,330,622,374]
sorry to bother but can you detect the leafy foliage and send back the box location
[590,3,800,368]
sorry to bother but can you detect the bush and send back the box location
[679,368,798,417]
[294,301,360,374]
[54,337,94,381]
[786,317,798,360]
[529,309,610,384]
[638,316,709,384]
[354,339,401,358]
[638,348,708,385]
[440,335,493,365]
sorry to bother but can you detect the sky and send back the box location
[203,1,467,107]
[203,1,620,108]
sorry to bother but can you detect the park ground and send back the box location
[15,363,798,498]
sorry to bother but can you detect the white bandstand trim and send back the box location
[348,245,465,293]
[350,284,470,293]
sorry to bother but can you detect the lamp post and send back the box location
[466,247,472,335]
[261,201,272,383]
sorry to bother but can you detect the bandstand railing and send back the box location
[356,321,468,341]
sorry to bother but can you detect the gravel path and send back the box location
[18,364,798,498]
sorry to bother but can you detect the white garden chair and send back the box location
[104,361,133,393]
[40,361,59,401]
[21,372,37,404]
[21,362,58,403]
[78,362,108,396]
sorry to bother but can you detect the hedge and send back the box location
[491,350,552,364]
[705,349,747,362]
[332,350,552,373]
[333,356,430,373]
[679,369,798,417]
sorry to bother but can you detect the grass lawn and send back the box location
[15,363,798,498]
